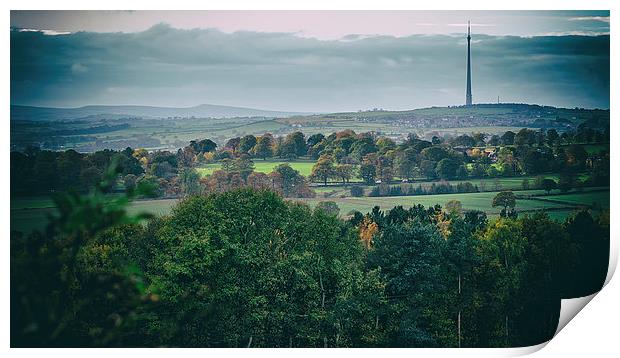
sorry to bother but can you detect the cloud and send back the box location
[10,24,610,111]
[18,28,71,35]
[446,23,496,27]
[568,16,610,23]
[536,31,611,37]
[71,63,88,74]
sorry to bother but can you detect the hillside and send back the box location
[10,103,309,121]
[10,102,610,153]
[278,103,609,130]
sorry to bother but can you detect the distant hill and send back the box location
[278,103,609,129]
[11,104,309,121]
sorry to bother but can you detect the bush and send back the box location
[368,181,479,197]
[350,186,364,197]
[315,201,340,216]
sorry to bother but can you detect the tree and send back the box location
[445,217,478,347]
[456,165,468,179]
[239,135,258,153]
[546,129,559,146]
[306,133,325,148]
[222,156,255,180]
[541,178,557,194]
[225,137,241,152]
[452,134,476,148]
[334,164,354,185]
[180,168,202,196]
[149,161,176,180]
[190,138,217,153]
[280,131,307,158]
[517,212,574,345]
[472,133,487,146]
[500,131,515,145]
[316,201,340,216]
[237,157,256,179]
[253,134,274,160]
[359,163,376,185]
[375,155,394,183]
[558,169,577,193]
[420,160,437,179]
[492,191,517,218]
[515,129,535,146]
[464,210,488,232]
[563,144,587,170]
[79,166,103,190]
[521,178,530,191]
[274,164,301,197]
[350,186,364,197]
[350,138,377,160]
[143,189,365,347]
[474,218,526,347]
[177,146,197,167]
[445,200,463,216]
[394,148,418,181]
[421,146,451,162]
[310,156,336,186]
[564,210,609,297]
[488,135,500,146]
[436,158,460,180]
[11,162,154,347]
[368,218,451,346]
[247,171,271,190]
[376,137,396,152]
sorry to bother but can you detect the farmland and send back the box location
[196,156,594,190]
[11,103,608,153]
[197,160,316,177]
[298,187,609,217]
[11,187,609,235]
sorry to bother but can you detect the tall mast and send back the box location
[466,21,473,106]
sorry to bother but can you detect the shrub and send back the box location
[350,186,364,197]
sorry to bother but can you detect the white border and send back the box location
[3,1,617,357]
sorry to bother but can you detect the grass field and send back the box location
[11,187,608,234]
[312,174,592,198]
[299,188,609,219]
[299,191,562,216]
[197,160,316,177]
[537,191,609,208]
[11,198,179,235]
[581,143,610,155]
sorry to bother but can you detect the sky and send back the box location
[10,10,610,111]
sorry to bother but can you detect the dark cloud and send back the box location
[10,24,609,111]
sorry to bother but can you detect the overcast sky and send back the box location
[10,10,610,111]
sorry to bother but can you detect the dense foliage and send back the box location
[11,184,609,347]
[11,125,609,202]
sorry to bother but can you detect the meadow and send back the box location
[197,160,317,177]
[311,173,590,197]
[298,188,609,217]
[11,187,609,234]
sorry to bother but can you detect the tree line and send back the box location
[11,125,609,199]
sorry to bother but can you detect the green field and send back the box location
[11,187,608,234]
[537,191,609,208]
[197,160,316,177]
[312,174,592,198]
[581,144,610,155]
[11,197,179,235]
[298,188,609,219]
[299,191,555,216]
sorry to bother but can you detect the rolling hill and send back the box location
[11,103,310,121]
